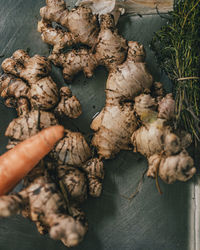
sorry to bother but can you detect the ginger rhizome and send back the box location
[132,91,196,185]
[0,49,104,247]
[38,0,127,81]
[91,41,153,159]
[0,164,88,247]
[0,50,81,116]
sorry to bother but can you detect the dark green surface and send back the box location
[0,1,192,249]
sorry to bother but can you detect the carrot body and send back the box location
[0,125,64,195]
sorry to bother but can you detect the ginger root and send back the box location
[47,13,127,81]
[0,165,88,247]
[0,50,82,150]
[51,129,92,166]
[39,3,99,49]
[0,151,104,246]
[91,41,153,159]
[81,158,104,197]
[0,50,81,117]
[5,109,58,146]
[38,0,127,81]
[131,92,196,184]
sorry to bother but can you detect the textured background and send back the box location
[0,1,196,249]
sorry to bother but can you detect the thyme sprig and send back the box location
[151,0,200,143]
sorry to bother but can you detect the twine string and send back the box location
[177,76,200,81]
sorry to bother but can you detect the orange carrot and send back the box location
[0,125,64,196]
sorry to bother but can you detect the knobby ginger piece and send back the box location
[0,50,81,117]
[0,168,88,247]
[91,41,153,159]
[38,1,127,80]
[132,92,196,184]
[47,13,127,81]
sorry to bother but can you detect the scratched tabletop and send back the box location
[0,1,197,250]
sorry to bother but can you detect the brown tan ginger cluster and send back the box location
[0,0,197,247]
[38,0,196,184]
[0,49,104,247]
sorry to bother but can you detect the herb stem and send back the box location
[152,0,200,143]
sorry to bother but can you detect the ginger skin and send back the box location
[2,97,102,198]
[5,109,58,145]
[55,87,82,118]
[0,125,103,247]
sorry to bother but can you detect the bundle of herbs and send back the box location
[151,0,200,143]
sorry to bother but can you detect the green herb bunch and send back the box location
[151,0,200,142]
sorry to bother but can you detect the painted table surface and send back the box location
[0,1,198,250]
